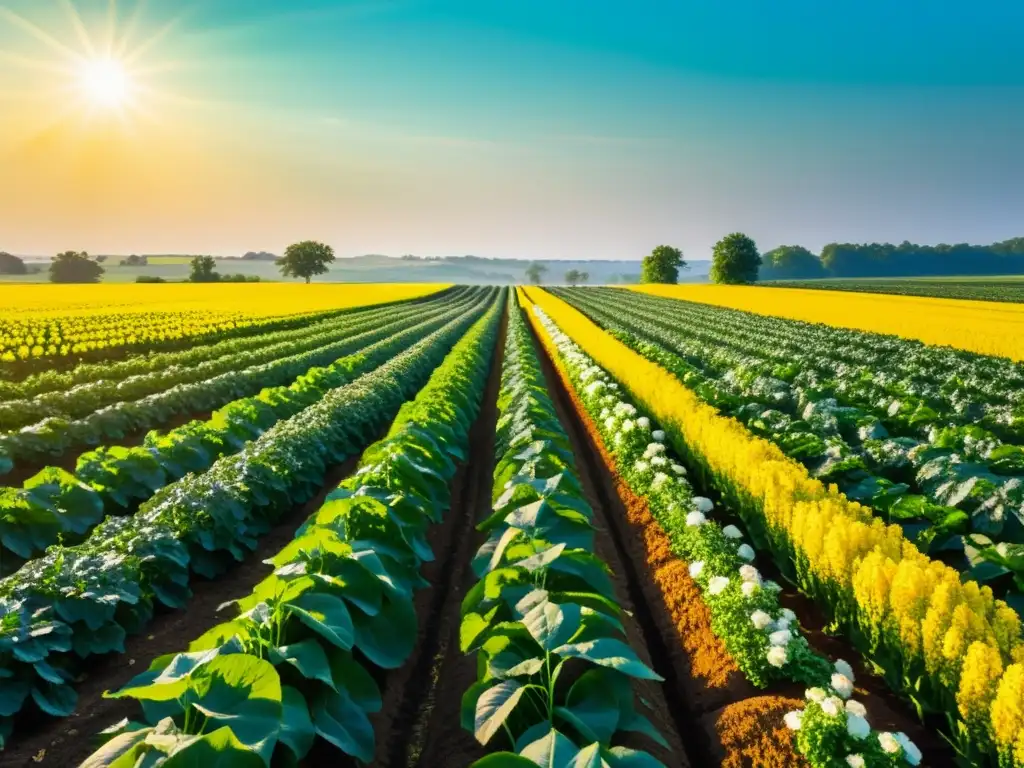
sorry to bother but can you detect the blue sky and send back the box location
[1,0,1022,259]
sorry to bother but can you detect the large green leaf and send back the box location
[523,599,582,651]
[286,592,354,651]
[270,640,335,690]
[519,728,580,767]
[351,592,416,668]
[162,726,267,767]
[475,680,527,745]
[311,688,375,763]
[552,640,662,681]
[277,685,315,760]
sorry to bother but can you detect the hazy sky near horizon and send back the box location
[1,0,1023,260]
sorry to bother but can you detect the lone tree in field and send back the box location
[710,233,761,284]
[278,241,335,283]
[49,251,104,283]
[641,245,685,284]
[525,262,548,285]
[565,269,582,286]
[188,255,220,282]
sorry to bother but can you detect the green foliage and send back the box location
[188,256,219,283]
[709,233,761,284]
[278,241,335,283]
[640,245,685,284]
[525,263,548,285]
[564,269,585,286]
[135,275,166,283]
[0,252,27,275]
[49,251,104,284]
[761,245,825,280]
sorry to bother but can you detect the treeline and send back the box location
[762,238,1024,280]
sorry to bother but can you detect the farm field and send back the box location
[766,276,1024,304]
[3,283,1024,768]
[628,283,1024,362]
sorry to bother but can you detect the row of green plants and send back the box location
[0,289,452,403]
[0,291,496,746]
[0,291,483,567]
[0,289,463,438]
[0,290,473,473]
[528,300,923,768]
[554,288,1024,604]
[74,292,504,765]
[459,296,672,766]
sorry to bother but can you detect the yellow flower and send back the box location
[992,665,1024,758]
[958,641,1003,745]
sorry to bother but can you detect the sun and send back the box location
[80,58,131,108]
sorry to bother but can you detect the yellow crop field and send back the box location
[627,284,1024,361]
[0,283,449,361]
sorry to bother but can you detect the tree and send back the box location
[188,255,220,283]
[50,251,104,283]
[121,254,148,266]
[525,263,548,285]
[565,269,582,286]
[641,245,686,284]
[578,271,589,284]
[710,233,761,284]
[0,252,27,275]
[761,245,825,280]
[278,240,335,283]
[94,254,108,263]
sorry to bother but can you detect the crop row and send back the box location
[527,287,1024,767]
[0,290,475,473]
[0,287,453,404]
[457,293,671,766]
[0,289,484,566]
[766,279,1024,305]
[0,288,464,432]
[523,291,921,767]
[74,291,504,765]
[554,287,1024,601]
[0,290,496,744]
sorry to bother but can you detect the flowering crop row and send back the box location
[0,291,497,746]
[551,287,1024,612]
[458,293,672,766]
[626,283,1024,363]
[522,289,922,767]
[524,287,1024,767]
[73,292,502,765]
[0,290,484,566]
[0,283,449,373]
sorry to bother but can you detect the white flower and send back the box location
[622,419,635,433]
[585,381,604,396]
[751,610,773,630]
[600,408,610,419]
[604,417,617,430]
[650,455,668,467]
[708,576,729,595]
[613,402,635,417]
[782,608,797,623]
[689,561,705,579]
[636,416,650,429]
[692,496,713,514]
[896,733,921,766]
[783,710,803,731]
[772,617,791,632]
[685,511,707,527]
[831,673,854,699]
[741,580,759,598]
[722,525,743,539]
[846,755,866,768]
[845,700,867,718]
[644,442,666,457]
[805,687,826,703]
[737,544,756,561]
[821,697,841,717]
[847,714,870,740]
[652,472,670,488]
[769,629,792,646]
[652,430,666,442]
[670,463,686,475]
[634,461,649,474]
[878,732,900,755]
[834,659,855,683]
[739,565,760,582]
[767,645,788,668]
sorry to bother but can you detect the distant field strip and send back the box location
[0,282,449,317]
[628,283,1024,361]
[766,277,1024,304]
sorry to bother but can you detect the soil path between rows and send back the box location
[2,452,366,768]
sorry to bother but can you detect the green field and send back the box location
[765,274,1024,302]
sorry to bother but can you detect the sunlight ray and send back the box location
[0,51,76,77]
[122,13,185,66]
[0,6,83,62]
[56,0,96,59]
